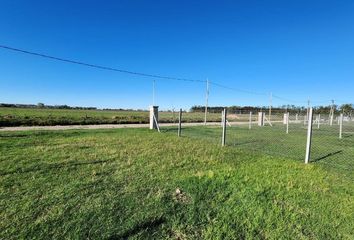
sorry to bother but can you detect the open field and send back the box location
[1,128,353,239]
[0,107,221,127]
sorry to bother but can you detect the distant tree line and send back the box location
[190,104,353,115]
[0,103,98,110]
[0,103,149,112]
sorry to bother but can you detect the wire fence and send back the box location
[158,108,354,180]
[310,111,354,178]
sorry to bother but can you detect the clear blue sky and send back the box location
[0,0,353,110]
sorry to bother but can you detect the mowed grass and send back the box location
[1,128,353,239]
[0,107,221,126]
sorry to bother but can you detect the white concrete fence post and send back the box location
[339,113,343,139]
[258,112,264,126]
[149,106,160,131]
[222,108,227,146]
[305,108,314,164]
[249,111,252,129]
[317,114,320,129]
[286,112,289,134]
[221,109,224,127]
[178,108,182,137]
[330,114,334,126]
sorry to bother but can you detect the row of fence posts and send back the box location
[150,106,345,164]
[314,113,344,138]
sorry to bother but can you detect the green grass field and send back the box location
[0,107,221,127]
[1,127,353,239]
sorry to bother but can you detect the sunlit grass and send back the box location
[1,128,353,239]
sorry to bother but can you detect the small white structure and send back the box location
[149,106,159,130]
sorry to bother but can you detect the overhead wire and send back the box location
[208,81,266,96]
[272,94,307,104]
[0,45,204,83]
[0,44,266,95]
[1,44,352,105]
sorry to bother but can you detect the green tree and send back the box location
[340,103,353,115]
[37,103,45,108]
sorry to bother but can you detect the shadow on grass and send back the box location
[342,133,354,139]
[0,134,30,138]
[0,159,112,176]
[107,217,165,240]
[312,150,343,163]
[161,128,178,133]
[230,140,260,146]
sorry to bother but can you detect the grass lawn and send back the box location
[1,128,353,239]
[0,107,221,127]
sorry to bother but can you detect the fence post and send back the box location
[305,108,313,164]
[286,112,289,134]
[296,113,298,122]
[339,113,343,139]
[149,106,159,130]
[221,110,224,127]
[172,108,175,123]
[317,114,320,129]
[249,111,252,129]
[330,113,334,126]
[222,108,227,146]
[178,109,182,137]
[258,112,264,126]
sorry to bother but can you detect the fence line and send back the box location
[150,107,354,180]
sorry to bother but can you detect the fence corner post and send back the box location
[149,105,160,132]
[305,107,313,164]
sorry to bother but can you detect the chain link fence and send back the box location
[310,111,354,178]
[159,108,354,180]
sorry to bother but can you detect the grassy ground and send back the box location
[0,107,221,127]
[1,128,353,239]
